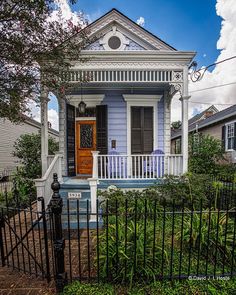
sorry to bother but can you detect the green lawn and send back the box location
[63,279,236,295]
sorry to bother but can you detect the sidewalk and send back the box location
[0,267,55,295]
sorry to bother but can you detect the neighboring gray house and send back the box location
[0,117,59,172]
[171,104,236,163]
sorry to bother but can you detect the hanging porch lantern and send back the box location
[78,100,86,114]
[78,83,86,114]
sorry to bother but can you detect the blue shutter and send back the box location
[222,125,226,151]
[234,122,236,150]
[96,105,108,154]
[66,104,76,176]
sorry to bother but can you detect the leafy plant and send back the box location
[214,164,236,182]
[176,200,236,266]
[97,213,168,285]
[13,132,59,179]
[189,134,225,175]
[11,167,36,207]
[0,1,90,122]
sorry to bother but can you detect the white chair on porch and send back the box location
[143,149,165,178]
[107,150,127,179]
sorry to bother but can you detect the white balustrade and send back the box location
[35,154,63,210]
[94,153,183,180]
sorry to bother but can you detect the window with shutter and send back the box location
[131,107,153,154]
[225,122,235,151]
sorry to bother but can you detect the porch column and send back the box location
[41,89,49,176]
[180,66,191,174]
[58,96,66,176]
[88,178,98,222]
[92,151,100,178]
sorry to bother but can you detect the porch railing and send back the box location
[92,152,183,180]
[35,153,63,209]
[47,155,55,169]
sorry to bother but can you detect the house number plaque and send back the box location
[68,192,82,199]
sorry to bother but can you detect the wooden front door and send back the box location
[76,120,96,175]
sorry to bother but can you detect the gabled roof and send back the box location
[188,105,219,125]
[171,104,236,139]
[84,8,177,51]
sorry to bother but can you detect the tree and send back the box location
[188,133,225,174]
[171,120,181,130]
[0,0,90,122]
[13,133,59,179]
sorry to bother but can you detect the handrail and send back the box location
[47,155,55,169]
[35,153,63,210]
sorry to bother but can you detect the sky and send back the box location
[32,0,236,129]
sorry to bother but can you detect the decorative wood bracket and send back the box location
[166,82,183,108]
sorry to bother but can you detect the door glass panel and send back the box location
[80,124,93,148]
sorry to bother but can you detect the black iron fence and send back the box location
[0,198,52,281]
[63,197,236,285]
[0,173,236,293]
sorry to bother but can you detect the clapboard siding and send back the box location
[0,118,59,171]
[102,94,127,153]
[157,97,164,152]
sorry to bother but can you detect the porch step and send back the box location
[59,179,102,229]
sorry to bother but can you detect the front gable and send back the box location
[84,9,176,52]
[86,33,145,51]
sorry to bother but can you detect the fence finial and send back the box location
[49,173,67,292]
[51,173,60,195]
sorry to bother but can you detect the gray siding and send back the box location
[0,118,59,171]
[102,94,127,153]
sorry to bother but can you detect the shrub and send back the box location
[13,132,59,179]
[189,134,225,174]
[9,132,59,206]
[11,167,36,206]
[99,173,229,210]
[214,164,236,182]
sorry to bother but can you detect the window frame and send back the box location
[225,121,236,151]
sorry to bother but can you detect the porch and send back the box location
[92,152,183,180]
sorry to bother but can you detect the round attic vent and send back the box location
[108,36,121,50]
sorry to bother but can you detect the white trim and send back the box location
[123,95,161,102]
[225,120,236,126]
[67,94,104,108]
[225,121,236,151]
[76,117,96,121]
[163,95,171,154]
[101,26,129,51]
[123,95,161,156]
[86,9,176,51]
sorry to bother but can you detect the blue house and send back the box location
[35,9,195,222]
